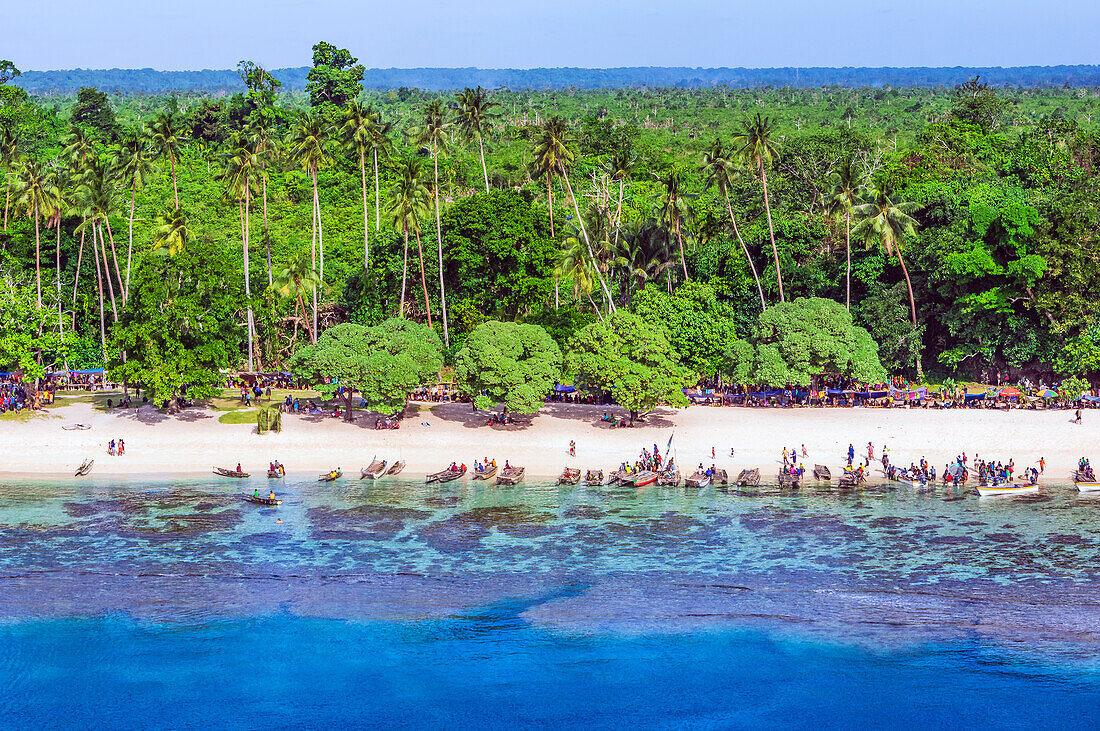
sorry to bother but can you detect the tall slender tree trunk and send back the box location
[360,149,369,270]
[724,189,766,311]
[72,221,85,303]
[560,164,615,312]
[478,134,489,193]
[760,164,784,302]
[96,221,119,321]
[897,249,922,378]
[399,222,409,317]
[3,168,10,231]
[845,211,851,312]
[262,173,272,286]
[674,214,688,280]
[170,153,179,210]
[240,195,254,372]
[55,217,63,343]
[309,165,318,342]
[93,224,106,362]
[125,182,136,302]
[33,201,41,307]
[314,168,324,282]
[297,293,314,344]
[432,151,449,345]
[373,148,381,231]
[547,170,555,236]
[414,225,433,329]
[104,217,124,305]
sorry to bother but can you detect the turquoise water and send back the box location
[3,475,1100,728]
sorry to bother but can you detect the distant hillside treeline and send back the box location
[15,65,1100,94]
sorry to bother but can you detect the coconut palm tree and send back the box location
[0,126,20,231]
[454,86,500,193]
[733,113,784,302]
[827,159,866,312]
[388,157,433,325]
[286,110,331,339]
[152,206,193,257]
[701,137,767,311]
[532,116,615,312]
[248,122,279,285]
[61,126,96,170]
[341,101,377,271]
[556,235,602,318]
[14,158,58,307]
[411,99,452,345]
[271,248,320,347]
[46,164,70,344]
[148,113,185,210]
[111,129,154,301]
[852,184,922,372]
[221,131,260,370]
[365,108,393,232]
[75,162,122,321]
[652,170,695,282]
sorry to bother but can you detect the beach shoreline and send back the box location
[1,396,1094,481]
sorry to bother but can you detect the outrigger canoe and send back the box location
[385,460,406,476]
[214,466,249,478]
[243,494,282,506]
[813,464,831,480]
[426,467,466,484]
[497,467,525,485]
[735,468,759,487]
[360,459,387,480]
[583,469,604,486]
[74,459,94,477]
[318,469,342,482]
[558,467,582,485]
[658,470,681,487]
[684,471,710,489]
[473,464,499,480]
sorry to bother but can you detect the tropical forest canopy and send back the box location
[4,44,1100,405]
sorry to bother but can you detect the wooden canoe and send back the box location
[360,459,387,479]
[267,469,284,479]
[385,460,406,476]
[558,467,582,485]
[735,468,759,487]
[318,469,342,482]
[497,467,525,485]
[427,467,466,484]
[778,471,801,489]
[243,494,282,506]
[713,469,729,485]
[607,470,628,485]
[685,471,710,488]
[814,464,831,480]
[214,466,250,478]
[584,470,604,486]
[630,471,659,487]
[837,471,864,488]
[658,470,681,487]
[976,483,1039,497]
[74,459,94,477]
[473,464,499,480]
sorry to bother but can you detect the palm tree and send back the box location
[14,158,57,307]
[556,235,602,318]
[148,113,185,210]
[222,131,260,370]
[271,248,320,346]
[701,138,767,311]
[248,122,279,285]
[412,99,452,345]
[112,129,154,301]
[46,164,70,344]
[532,116,615,312]
[286,110,331,340]
[341,101,377,271]
[388,158,433,325]
[0,127,20,231]
[61,126,96,170]
[152,206,193,257]
[365,108,393,232]
[652,170,695,282]
[76,162,122,321]
[455,86,500,193]
[733,113,784,302]
[827,159,866,312]
[852,184,922,371]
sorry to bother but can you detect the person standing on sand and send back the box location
[1075,409,1082,424]
[569,440,576,457]
[1040,457,1045,474]
[118,439,125,455]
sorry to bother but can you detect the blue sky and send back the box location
[4,0,1098,71]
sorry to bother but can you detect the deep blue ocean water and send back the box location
[2,474,1100,728]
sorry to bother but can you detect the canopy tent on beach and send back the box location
[554,384,576,393]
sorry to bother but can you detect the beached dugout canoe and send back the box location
[497,467,526,485]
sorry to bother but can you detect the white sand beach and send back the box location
[1,396,1094,480]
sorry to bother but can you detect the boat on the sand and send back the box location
[497,466,525,485]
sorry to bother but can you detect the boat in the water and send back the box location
[214,466,249,478]
[497,466,525,485]
[558,467,582,485]
[735,468,760,487]
[712,469,729,486]
[629,471,659,487]
[243,493,282,506]
[426,466,466,484]
[977,482,1039,497]
[1074,468,1098,492]
[267,468,285,479]
[318,469,342,482]
[360,459,387,480]
[473,463,499,480]
[813,464,831,480]
[74,459,94,477]
[837,470,865,489]
[583,469,604,486]
[385,460,406,476]
[684,471,710,489]
[606,469,628,485]
[778,471,801,489]
[658,469,681,487]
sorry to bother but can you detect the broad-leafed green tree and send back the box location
[454,320,562,414]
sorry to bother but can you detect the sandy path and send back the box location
[1,398,1093,481]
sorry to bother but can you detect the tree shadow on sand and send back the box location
[539,402,677,429]
[115,405,215,425]
[427,402,534,431]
